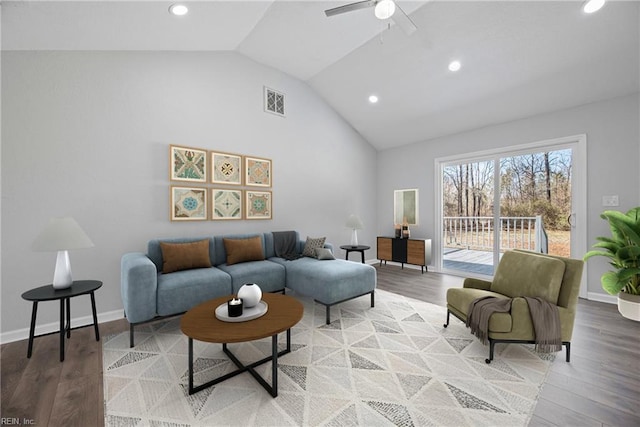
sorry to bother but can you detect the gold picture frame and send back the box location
[170,145,207,183]
[245,156,272,187]
[170,186,208,221]
[211,189,243,220]
[245,190,272,220]
[211,151,242,185]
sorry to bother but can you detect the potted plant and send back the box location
[584,207,640,321]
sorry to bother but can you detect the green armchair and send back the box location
[443,249,584,363]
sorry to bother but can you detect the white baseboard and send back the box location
[586,292,617,305]
[0,309,124,345]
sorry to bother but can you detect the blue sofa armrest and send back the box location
[121,252,158,324]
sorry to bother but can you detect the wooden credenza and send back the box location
[377,237,432,273]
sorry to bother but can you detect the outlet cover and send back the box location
[602,195,619,207]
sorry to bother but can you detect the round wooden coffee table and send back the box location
[180,293,303,396]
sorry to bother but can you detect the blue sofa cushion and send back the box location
[218,260,286,293]
[156,267,232,316]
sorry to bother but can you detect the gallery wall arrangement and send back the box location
[169,145,272,221]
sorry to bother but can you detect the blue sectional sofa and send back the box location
[121,231,376,346]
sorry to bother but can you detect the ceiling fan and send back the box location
[324,0,418,35]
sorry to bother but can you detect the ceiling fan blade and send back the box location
[325,0,376,17]
[391,3,418,35]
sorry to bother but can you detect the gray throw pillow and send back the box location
[315,247,335,260]
[303,236,326,258]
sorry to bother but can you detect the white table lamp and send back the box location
[32,217,94,289]
[345,214,364,247]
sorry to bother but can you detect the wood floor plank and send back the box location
[4,364,60,425]
[49,374,102,427]
[539,382,640,426]
[532,397,602,427]
[60,327,102,381]
[544,371,637,418]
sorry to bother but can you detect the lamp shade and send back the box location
[345,214,364,230]
[32,217,94,251]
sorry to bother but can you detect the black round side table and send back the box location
[21,280,102,362]
[340,245,371,264]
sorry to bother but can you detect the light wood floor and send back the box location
[2,264,639,426]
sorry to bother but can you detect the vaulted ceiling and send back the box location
[3,1,639,150]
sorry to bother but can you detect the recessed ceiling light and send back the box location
[169,4,189,16]
[583,0,605,14]
[448,60,461,72]
[368,95,379,104]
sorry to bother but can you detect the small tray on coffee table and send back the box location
[215,301,268,322]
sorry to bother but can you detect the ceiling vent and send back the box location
[264,87,285,117]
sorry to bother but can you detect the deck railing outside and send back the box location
[444,215,547,253]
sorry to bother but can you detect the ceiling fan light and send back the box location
[583,0,605,14]
[375,0,396,20]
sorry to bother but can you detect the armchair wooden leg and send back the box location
[565,341,571,362]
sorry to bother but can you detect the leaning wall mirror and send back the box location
[394,189,418,225]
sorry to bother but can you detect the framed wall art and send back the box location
[245,190,272,220]
[171,186,207,221]
[245,156,272,187]
[211,151,242,185]
[170,145,207,183]
[211,189,242,220]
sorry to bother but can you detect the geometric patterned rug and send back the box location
[103,289,554,426]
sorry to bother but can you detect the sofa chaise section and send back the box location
[271,255,376,324]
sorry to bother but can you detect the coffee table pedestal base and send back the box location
[188,329,291,397]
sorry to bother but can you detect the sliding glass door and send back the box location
[438,137,583,280]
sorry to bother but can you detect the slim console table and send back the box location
[377,237,432,273]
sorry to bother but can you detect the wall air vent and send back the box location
[264,87,285,117]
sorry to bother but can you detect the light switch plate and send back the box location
[602,195,619,207]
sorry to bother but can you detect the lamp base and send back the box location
[53,250,73,289]
[350,230,358,247]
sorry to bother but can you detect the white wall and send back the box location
[377,93,640,298]
[1,51,377,339]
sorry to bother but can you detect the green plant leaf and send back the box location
[615,221,640,247]
[592,241,621,253]
[601,271,625,295]
[583,250,615,262]
[617,246,640,263]
[617,268,640,282]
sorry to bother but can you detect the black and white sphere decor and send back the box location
[237,283,262,308]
